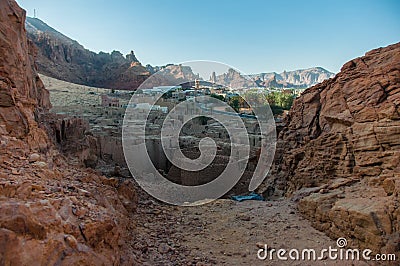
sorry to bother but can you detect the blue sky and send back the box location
[16,0,400,74]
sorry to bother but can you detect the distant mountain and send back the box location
[211,68,254,88]
[26,17,334,90]
[251,67,335,88]
[26,17,150,90]
[145,63,199,81]
[213,67,334,89]
[138,64,202,89]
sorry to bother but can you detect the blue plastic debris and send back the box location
[231,191,264,202]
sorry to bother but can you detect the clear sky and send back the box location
[16,0,400,74]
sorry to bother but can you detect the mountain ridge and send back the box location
[248,66,334,88]
[26,17,150,90]
[26,16,334,90]
[26,17,79,46]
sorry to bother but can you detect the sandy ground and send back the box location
[132,188,372,265]
[40,74,131,107]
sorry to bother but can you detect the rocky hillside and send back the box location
[212,68,255,88]
[0,1,137,264]
[261,42,400,254]
[26,17,150,90]
[251,67,334,88]
[214,67,334,89]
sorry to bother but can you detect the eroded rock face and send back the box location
[0,0,50,149]
[262,43,400,254]
[39,113,101,168]
[0,1,138,264]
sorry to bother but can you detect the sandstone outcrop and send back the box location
[262,42,400,254]
[0,1,50,149]
[39,113,101,168]
[0,1,137,264]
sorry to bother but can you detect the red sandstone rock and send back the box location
[0,1,138,264]
[261,42,400,255]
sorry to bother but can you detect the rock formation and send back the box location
[214,68,256,88]
[254,67,335,88]
[26,17,150,90]
[210,71,217,83]
[262,42,400,254]
[38,114,100,169]
[0,1,137,264]
[0,0,50,148]
[138,64,202,89]
[215,67,334,89]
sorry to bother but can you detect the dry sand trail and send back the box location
[132,188,370,265]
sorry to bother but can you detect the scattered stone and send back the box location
[256,242,265,249]
[157,243,171,254]
[32,161,47,168]
[383,178,395,196]
[29,153,40,163]
[11,168,19,175]
[237,214,252,221]
[64,234,78,250]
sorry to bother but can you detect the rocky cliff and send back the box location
[0,1,137,264]
[214,68,255,88]
[215,67,334,89]
[0,1,50,147]
[26,17,150,90]
[262,42,400,254]
[251,67,335,88]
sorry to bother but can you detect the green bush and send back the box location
[210,93,225,101]
[269,104,284,115]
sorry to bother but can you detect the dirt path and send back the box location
[131,189,371,265]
